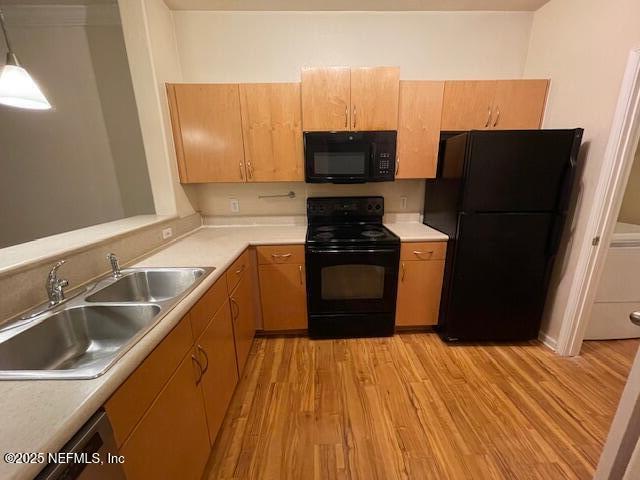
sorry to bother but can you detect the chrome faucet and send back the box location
[107,253,121,278]
[46,260,69,306]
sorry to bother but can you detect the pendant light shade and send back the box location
[0,60,51,110]
[0,9,51,111]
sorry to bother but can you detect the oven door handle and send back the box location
[307,248,398,255]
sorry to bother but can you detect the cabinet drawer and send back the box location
[226,249,249,293]
[190,277,227,341]
[105,315,193,447]
[256,245,305,265]
[400,242,447,261]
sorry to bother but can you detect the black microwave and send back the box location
[304,131,397,183]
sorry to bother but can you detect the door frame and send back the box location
[556,48,640,356]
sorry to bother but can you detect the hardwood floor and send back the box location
[204,335,638,480]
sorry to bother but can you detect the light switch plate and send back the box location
[162,227,173,240]
[230,198,240,213]
[400,196,407,210]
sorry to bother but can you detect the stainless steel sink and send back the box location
[86,268,205,303]
[0,305,160,378]
[0,266,213,380]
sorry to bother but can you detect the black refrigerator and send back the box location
[423,129,583,342]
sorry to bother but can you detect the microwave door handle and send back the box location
[369,143,376,177]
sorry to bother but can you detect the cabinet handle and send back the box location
[395,157,400,176]
[235,264,246,275]
[401,262,406,282]
[493,107,500,127]
[247,161,253,180]
[239,162,245,181]
[230,297,239,320]
[413,250,434,258]
[344,105,348,128]
[484,106,492,128]
[196,344,209,374]
[191,354,203,385]
[299,265,303,285]
[353,105,357,129]
[271,253,292,260]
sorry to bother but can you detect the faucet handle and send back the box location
[47,259,68,305]
[107,252,121,278]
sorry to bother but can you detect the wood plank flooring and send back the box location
[204,335,638,480]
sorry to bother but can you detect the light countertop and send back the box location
[0,222,446,480]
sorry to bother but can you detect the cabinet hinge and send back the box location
[592,236,600,246]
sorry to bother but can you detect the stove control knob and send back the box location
[367,204,373,210]
[375,204,381,210]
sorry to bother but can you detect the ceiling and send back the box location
[163,0,550,11]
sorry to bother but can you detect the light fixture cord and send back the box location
[0,9,14,53]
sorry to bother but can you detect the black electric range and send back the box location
[305,197,400,338]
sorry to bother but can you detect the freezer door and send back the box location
[441,213,555,341]
[461,130,579,213]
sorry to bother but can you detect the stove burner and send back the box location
[316,226,334,232]
[315,232,334,240]
[361,230,384,238]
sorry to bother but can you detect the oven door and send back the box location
[304,132,372,183]
[306,246,400,314]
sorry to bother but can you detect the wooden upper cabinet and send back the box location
[441,80,496,131]
[167,83,245,183]
[301,67,351,131]
[492,79,549,129]
[350,66,400,131]
[396,81,444,179]
[239,83,304,181]
[441,79,549,131]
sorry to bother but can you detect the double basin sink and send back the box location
[0,267,213,380]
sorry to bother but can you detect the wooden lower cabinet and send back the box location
[396,244,446,327]
[230,272,255,375]
[196,300,238,445]
[119,354,210,480]
[259,263,307,331]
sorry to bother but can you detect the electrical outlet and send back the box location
[400,196,408,210]
[162,227,173,240]
[230,198,240,213]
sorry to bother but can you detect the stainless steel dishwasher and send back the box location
[36,409,125,480]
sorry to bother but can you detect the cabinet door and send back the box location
[350,66,400,131]
[239,83,304,181]
[301,67,351,131]
[396,81,444,179]
[120,354,210,480]
[396,260,446,327]
[441,80,496,131]
[167,83,246,183]
[259,264,307,331]
[491,79,549,129]
[230,273,255,375]
[197,300,238,445]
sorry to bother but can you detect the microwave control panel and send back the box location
[373,149,396,180]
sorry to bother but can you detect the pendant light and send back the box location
[0,8,51,110]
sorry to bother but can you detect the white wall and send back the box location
[170,10,533,216]
[523,0,640,343]
[0,7,154,249]
[173,11,533,82]
[619,146,640,225]
[117,0,197,217]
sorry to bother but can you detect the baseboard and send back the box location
[538,331,558,351]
